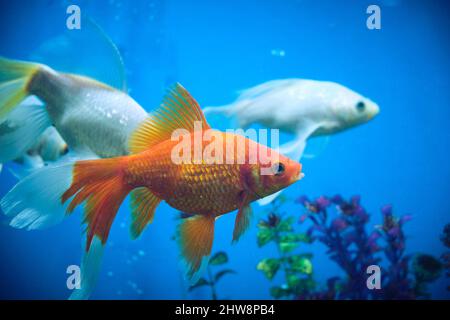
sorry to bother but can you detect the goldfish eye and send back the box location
[356,101,366,112]
[272,162,285,176]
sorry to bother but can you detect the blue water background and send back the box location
[0,0,449,299]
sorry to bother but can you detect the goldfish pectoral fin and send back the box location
[257,190,283,206]
[130,187,161,239]
[69,235,104,300]
[0,97,51,164]
[232,195,253,243]
[0,57,40,122]
[178,214,215,279]
[1,163,74,230]
[129,83,211,154]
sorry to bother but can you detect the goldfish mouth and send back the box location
[292,171,305,183]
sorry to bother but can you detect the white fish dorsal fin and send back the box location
[31,17,127,92]
[237,79,299,101]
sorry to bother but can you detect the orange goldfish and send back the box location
[1,84,303,299]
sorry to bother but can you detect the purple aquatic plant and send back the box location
[295,195,445,299]
[297,195,383,299]
[257,195,445,299]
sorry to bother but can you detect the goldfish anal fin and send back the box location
[61,158,131,249]
[232,194,253,242]
[129,83,211,154]
[130,187,161,239]
[179,214,215,278]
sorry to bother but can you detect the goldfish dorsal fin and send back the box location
[129,83,210,154]
[130,187,161,239]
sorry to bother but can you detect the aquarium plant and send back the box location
[255,198,315,299]
[257,194,445,300]
[440,223,450,292]
[189,251,236,300]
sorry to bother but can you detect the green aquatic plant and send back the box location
[189,251,236,300]
[412,253,443,298]
[440,223,450,292]
[256,198,314,299]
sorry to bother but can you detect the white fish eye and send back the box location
[356,101,366,112]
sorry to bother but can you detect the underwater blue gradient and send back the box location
[0,0,449,299]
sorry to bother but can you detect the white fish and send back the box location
[0,96,68,172]
[30,126,68,162]
[0,20,148,165]
[204,79,380,205]
[0,22,149,300]
[0,58,147,161]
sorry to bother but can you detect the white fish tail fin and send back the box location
[0,97,51,163]
[257,190,284,206]
[203,104,236,117]
[204,100,253,130]
[0,57,41,122]
[69,236,104,300]
[0,163,74,230]
[31,18,126,92]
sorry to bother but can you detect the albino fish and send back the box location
[0,96,68,172]
[204,79,380,160]
[0,56,148,160]
[204,79,379,205]
[1,84,303,299]
[0,20,147,170]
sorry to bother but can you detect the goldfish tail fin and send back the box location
[62,158,132,249]
[1,163,74,229]
[0,57,40,122]
[61,157,132,299]
[1,157,131,299]
[69,235,104,300]
[178,214,215,281]
[0,97,51,164]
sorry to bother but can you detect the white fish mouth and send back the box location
[368,104,380,120]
